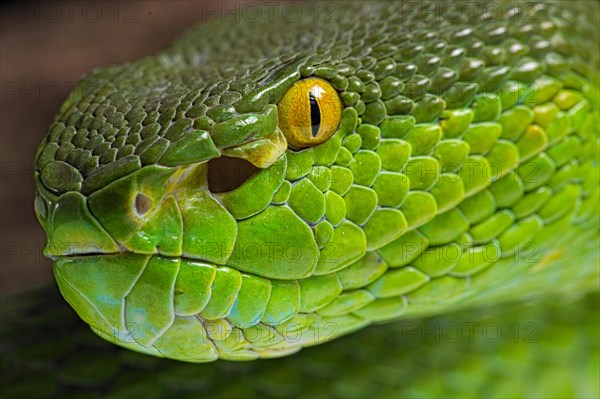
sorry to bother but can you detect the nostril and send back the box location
[207,156,260,193]
[135,193,153,215]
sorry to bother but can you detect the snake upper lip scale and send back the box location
[32,1,599,363]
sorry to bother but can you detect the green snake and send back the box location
[6,0,600,394]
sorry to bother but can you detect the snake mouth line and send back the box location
[52,250,308,282]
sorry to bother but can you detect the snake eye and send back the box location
[278,77,342,149]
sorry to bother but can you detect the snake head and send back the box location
[33,2,599,362]
[33,21,376,360]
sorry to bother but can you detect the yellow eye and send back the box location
[278,77,342,149]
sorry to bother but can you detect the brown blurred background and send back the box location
[0,0,255,294]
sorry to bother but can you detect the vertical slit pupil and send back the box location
[309,91,321,137]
